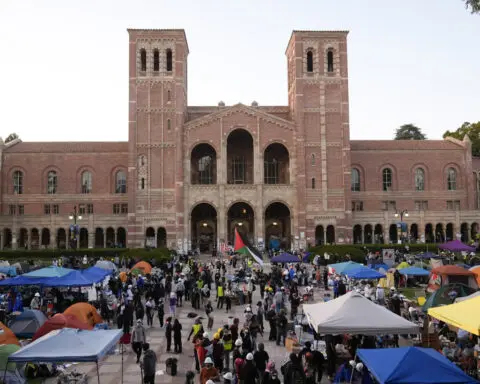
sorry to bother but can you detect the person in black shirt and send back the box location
[253,343,269,376]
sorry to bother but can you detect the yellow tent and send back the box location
[396,262,410,270]
[428,295,480,335]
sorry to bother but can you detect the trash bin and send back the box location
[166,357,178,376]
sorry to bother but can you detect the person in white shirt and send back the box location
[364,284,374,300]
[375,284,385,305]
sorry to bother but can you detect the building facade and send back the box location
[1,29,479,252]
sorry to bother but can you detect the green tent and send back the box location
[422,283,476,312]
[0,344,21,371]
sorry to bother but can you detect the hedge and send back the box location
[0,247,172,262]
[308,243,440,264]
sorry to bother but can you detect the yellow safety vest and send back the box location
[197,280,204,289]
[217,286,224,297]
[223,337,232,351]
[193,324,202,336]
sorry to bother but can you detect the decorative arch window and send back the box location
[382,168,392,191]
[311,177,316,189]
[167,89,171,102]
[351,168,360,192]
[415,168,425,191]
[153,49,159,72]
[311,153,315,165]
[115,170,127,194]
[166,49,173,72]
[167,119,171,131]
[327,49,334,73]
[13,170,23,194]
[47,171,57,194]
[141,177,145,190]
[81,171,92,194]
[306,50,314,73]
[140,48,147,72]
[447,167,457,191]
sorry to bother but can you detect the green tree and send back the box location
[443,121,480,156]
[464,0,480,13]
[394,124,427,140]
[4,133,19,144]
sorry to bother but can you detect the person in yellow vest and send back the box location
[221,324,233,371]
[247,258,253,269]
[187,317,204,342]
[216,283,224,309]
[197,278,204,290]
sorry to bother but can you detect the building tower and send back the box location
[127,29,189,248]
[286,30,352,245]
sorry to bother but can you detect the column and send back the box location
[103,231,106,248]
[114,230,118,246]
[0,233,3,250]
[50,230,56,249]
[323,229,326,245]
[88,231,94,249]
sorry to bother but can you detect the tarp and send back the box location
[9,309,47,338]
[82,266,111,282]
[63,303,103,327]
[357,347,478,384]
[94,260,118,271]
[9,328,123,363]
[0,275,47,287]
[271,253,302,263]
[33,314,92,341]
[368,263,389,271]
[438,239,476,252]
[428,295,480,336]
[0,266,17,276]
[22,266,74,278]
[345,266,386,280]
[328,261,362,275]
[398,267,429,277]
[303,291,419,335]
[42,270,95,287]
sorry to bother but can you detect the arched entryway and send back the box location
[389,224,398,244]
[326,225,335,244]
[315,225,324,246]
[364,224,373,244]
[410,223,418,242]
[353,225,362,244]
[461,223,469,243]
[95,228,104,248]
[425,223,434,243]
[446,223,454,241]
[145,227,155,248]
[191,203,217,252]
[263,143,290,184]
[156,227,167,248]
[79,228,88,248]
[374,224,383,244]
[106,227,115,247]
[265,202,291,250]
[18,228,28,249]
[3,229,12,249]
[227,129,253,184]
[228,202,254,244]
[41,228,50,248]
[191,144,217,185]
[435,223,444,243]
[117,227,126,248]
[471,223,479,241]
[57,228,66,249]
[31,228,40,249]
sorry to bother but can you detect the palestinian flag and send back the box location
[234,228,264,266]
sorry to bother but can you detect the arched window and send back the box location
[166,49,173,72]
[153,49,159,72]
[311,177,316,189]
[327,50,334,73]
[13,170,23,194]
[382,168,392,191]
[311,153,315,165]
[351,168,360,192]
[115,170,127,194]
[141,178,145,190]
[140,48,146,72]
[415,168,425,191]
[167,90,171,102]
[306,51,313,73]
[47,171,57,194]
[167,119,171,131]
[81,171,92,194]
[447,167,457,191]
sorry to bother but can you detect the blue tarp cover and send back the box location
[82,266,111,281]
[398,267,429,276]
[0,266,17,276]
[42,270,95,287]
[0,276,47,286]
[368,263,389,271]
[8,328,123,363]
[271,253,302,263]
[417,252,441,259]
[23,266,74,278]
[357,347,479,384]
[328,261,362,274]
[346,266,386,280]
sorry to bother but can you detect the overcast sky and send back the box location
[0,0,478,142]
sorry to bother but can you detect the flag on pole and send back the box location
[234,228,264,266]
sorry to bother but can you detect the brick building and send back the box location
[1,29,479,252]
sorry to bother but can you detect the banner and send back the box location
[382,249,395,267]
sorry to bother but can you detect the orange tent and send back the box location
[0,322,19,346]
[470,266,480,286]
[119,271,127,282]
[64,303,103,327]
[428,265,478,292]
[32,313,92,341]
[131,261,152,275]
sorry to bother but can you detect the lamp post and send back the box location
[69,205,82,249]
[394,209,408,244]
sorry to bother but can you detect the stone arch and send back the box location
[94,228,104,248]
[315,225,324,246]
[374,224,383,244]
[106,227,115,247]
[410,223,418,242]
[31,228,40,250]
[265,202,291,250]
[145,227,155,247]
[364,224,373,243]
[326,225,335,244]
[380,164,397,192]
[191,143,217,185]
[264,143,290,184]
[57,228,66,249]
[446,223,455,241]
[3,229,12,249]
[191,203,217,252]
[117,227,126,248]
[471,223,479,241]
[353,224,362,244]
[389,224,398,244]
[227,129,254,184]
[110,166,128,194]
[461,222,469,243]
[443,163,462,190]
[425,223,434,243]
[79,228,89,248]
[227,201,255,244]
[411,163,429,190]
[157,227,167,248]
[435,223,445,243]
[41,228,50,248]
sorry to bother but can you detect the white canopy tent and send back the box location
[303,291,419,335]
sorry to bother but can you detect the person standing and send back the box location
[131,319,146,363]
[30,293,41,310]
[145,297,155,327]
[173,318,182,353]
[205,301,214,330]
[224,286,232,313]
[157,298,164,328]
[165,317,173,352]
[217,283,224,309]
[169,292,177,316]
[141,343,157,384]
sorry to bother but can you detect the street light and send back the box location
[69,205,82,248]
[394,209,409,221]
[394,209,409,244]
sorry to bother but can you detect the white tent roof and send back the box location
[303,291,420,335]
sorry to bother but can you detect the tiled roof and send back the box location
[350,140,463,151]
[4,142,128,154]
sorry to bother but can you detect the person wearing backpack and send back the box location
[282,353,307,384]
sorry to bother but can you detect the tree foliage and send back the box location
[443,121,480,156]
[394,124,427,140]
[4,133,19,144]
[464,0,480,13]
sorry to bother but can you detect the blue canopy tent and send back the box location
[0,275,47,287]
[22,266,74,278]
[417,252,441,259]
[398,267,429,277]
[0,266,17,277]
[82,267,112,282]
[346,266,386,280]
[356,347,479,384]
[8,328,123,384]
[271,253,302,263]
[328,261,362,274]
[42,270,97,287]
[368,263,389,271]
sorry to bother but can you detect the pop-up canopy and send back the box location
[428,295,480,335]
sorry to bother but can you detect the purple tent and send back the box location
[438,240,476,252]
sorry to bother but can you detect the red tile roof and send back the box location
[4,142,128,153]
